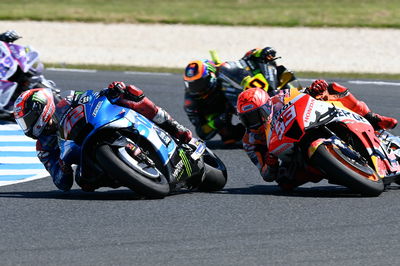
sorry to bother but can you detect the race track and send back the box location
[1,69,400,266]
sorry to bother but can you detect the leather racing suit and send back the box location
[243,82,398,190]
[37,82,192,192]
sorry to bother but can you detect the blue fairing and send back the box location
[59,90,176,165]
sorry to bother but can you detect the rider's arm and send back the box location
[36,136,73,191]
[183,93,216,140]
[242,129,278,182]
[107,81,192,143]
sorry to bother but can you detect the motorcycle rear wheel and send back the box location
[96,145,170,198]
[311,143,384,197]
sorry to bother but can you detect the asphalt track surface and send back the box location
[1,70,400,266]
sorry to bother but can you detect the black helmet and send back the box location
[183,60,218,99]
[13,88,56,139]
[260,47,277,62]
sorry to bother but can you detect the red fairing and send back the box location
[268,95,309,156]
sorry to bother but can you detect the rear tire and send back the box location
[96,145,170,198]
[310,143,384,197]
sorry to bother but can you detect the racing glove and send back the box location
[0,30,21,43]
[260,153,279,182]
[306,79,329,98]
[107,81,127,99]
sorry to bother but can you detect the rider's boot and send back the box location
[364,112,398,130]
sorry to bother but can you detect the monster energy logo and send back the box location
[32,93,46,104]
[206,62,216,73]
[179,149,192,177]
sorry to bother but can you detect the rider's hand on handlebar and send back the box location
[107,81,126,98]
[307,79,329,100]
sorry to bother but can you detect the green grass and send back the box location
[45,62,400,80]
[2,0,400,28]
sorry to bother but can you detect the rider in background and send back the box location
[237,79,397,191]
[0,30,21,43]
[183,47,295,145]
[183,59,245,145]
[13,81,192,192]
[241,46,294,90]
[183,47,292,144]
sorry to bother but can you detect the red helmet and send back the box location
[13,88,56,139]
[237,87,273,129]
[183,60,217,99]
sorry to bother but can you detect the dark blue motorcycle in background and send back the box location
[58,90,228,198]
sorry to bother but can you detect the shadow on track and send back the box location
[0,189,150,201]
[0,187,202,201]
[205,140,243,150]
[218,184,400,198]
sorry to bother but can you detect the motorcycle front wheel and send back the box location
[310,143,384,197]
[96,145,170,198]
[198,148,228,192]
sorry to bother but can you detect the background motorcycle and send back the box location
[0,40,59,121]
[210,50,302,109]
[59,90,228,198]
[268,89,400,196]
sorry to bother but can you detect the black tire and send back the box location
[96,145,170,198]
[198,149,228,191]
[310,143,384,197]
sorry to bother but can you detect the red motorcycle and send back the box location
[268,89,400,196]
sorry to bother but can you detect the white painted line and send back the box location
[0,124,20,130]
[0,172,48,187]
[0,169,47,175]
[0,146,36,151]
[47,67,97,73]
[124,71,173,76]
[0,157,42,164]
[348,80,400,86]
[0,136,35,142]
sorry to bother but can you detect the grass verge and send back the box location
[3,0,400,28]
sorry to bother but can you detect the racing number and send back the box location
[0,56,14,78]
[63,105,85,137]
[275,105,296,140]
[247,77,267,91]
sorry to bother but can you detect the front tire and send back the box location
[310,143,384,197]
[96,145,170,198]
[198,149,228,191]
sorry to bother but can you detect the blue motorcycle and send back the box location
[58,90,227,198]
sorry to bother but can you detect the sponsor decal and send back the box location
[303,98,316,124]
[79,96,90,104]
[92,101,103,117]
[172,160,184,179]
[335,109,368,122]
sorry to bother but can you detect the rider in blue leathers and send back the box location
[14,81,192,192]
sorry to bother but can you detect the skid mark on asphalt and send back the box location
[0,123,48,187]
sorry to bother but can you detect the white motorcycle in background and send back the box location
[0,32,59,121]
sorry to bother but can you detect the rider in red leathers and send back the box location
[237,79,397,191]
[14,81,192,192]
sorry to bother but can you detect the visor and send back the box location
[239,102,272,129]
[185,75,216,98]
[15,109,40,133]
